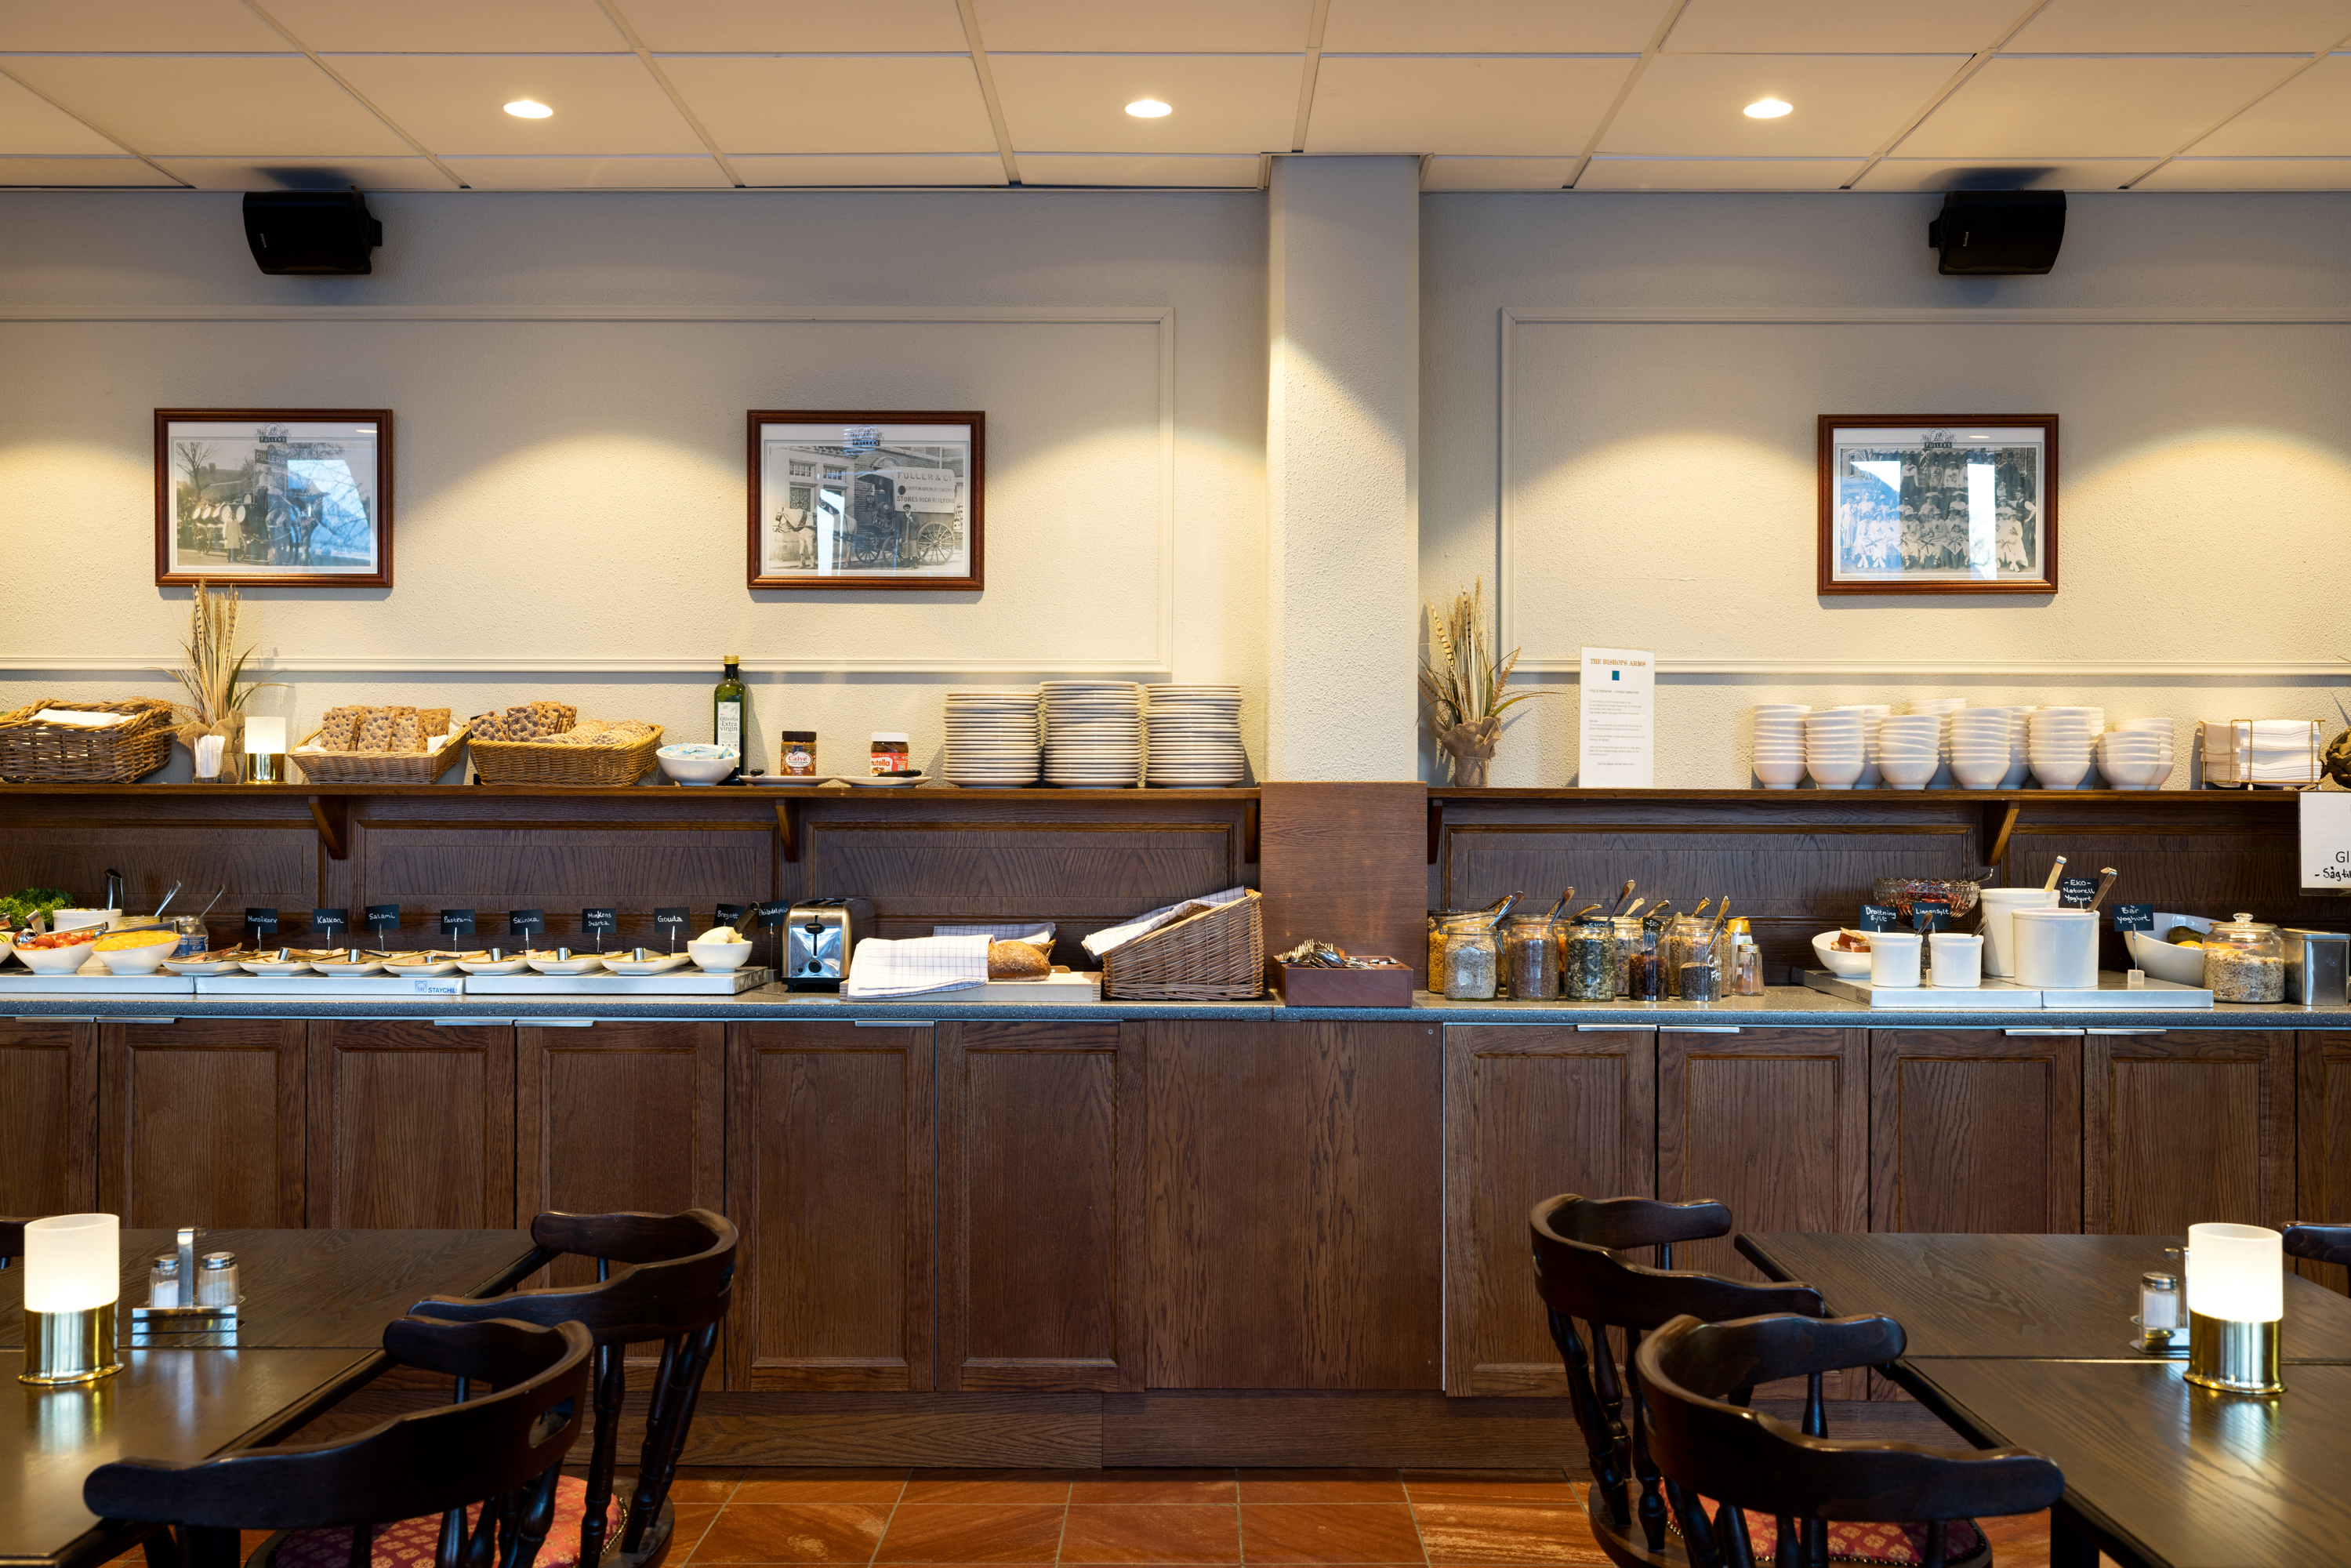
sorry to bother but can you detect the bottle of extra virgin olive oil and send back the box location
[713,655,748,783]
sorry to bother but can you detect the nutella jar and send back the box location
[870,732,912,775]
[779,731,818,777]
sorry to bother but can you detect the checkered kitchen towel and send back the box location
[844,933,992,998]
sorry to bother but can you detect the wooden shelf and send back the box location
[1429,786,2303,805]
[0,781,1257,802]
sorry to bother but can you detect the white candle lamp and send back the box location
[20,1213,122,1386]
[2184,1221,2285,1395]
[243,714,288,785]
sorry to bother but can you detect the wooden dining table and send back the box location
[0,1229,542,1568]
[1739,1232,2351,1568]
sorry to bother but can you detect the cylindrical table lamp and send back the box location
[244,715,288,785]
[2184,1221,2284,1395]
[20,1213,122,1386]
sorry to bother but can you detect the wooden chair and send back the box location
[1531,1194,1831,1568]
[85,1316,593,1568]
[1634,1312,2064,1568]
[2284,1223,2351,1267]
[401,1210,738,1568]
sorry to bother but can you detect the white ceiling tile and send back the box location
[1602,54,1964,157]
[1017,151,1261,185]
[1420,156,1582,190]
[0,69,122,154]
[262,0,629,53]
[2186,53,2351,154]
[1899,55,2306,158]
[974,0,1311,52]
[0,54,412,155]
[1852,155,2151,189]
[0,0,285,50]
[2006,0,2351,53]
[613,0,969,52]
[2136,154,2351,188]
[1579,155,1861,189]
[989,53,1298,154]
[1305,56,1634,154]
[731,152,1005,184]
[0,154,176,184]
[660,55,999,154]
[440,154,730,187]
[152,154,457,188]
[323,54,706,154]
[1665,0,2030,54]
[1320,0,1668,53]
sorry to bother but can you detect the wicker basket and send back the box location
[293,727,471,785]
[0,699,177,783]
[1100,888,1264,1000]
[468,725,665,787]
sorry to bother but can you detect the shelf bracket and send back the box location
[1983,800,2021,869]
[307,794,349,861]
[776,798,799,865]
[1427,797,1443,866]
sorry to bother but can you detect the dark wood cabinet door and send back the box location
[100,1019,305,1227]
[1144,1018,1442,1392]
[1870,1029,2081,1236]
[2085,1028,2293,1236]
[1443,1024,1655,1397]
[306,1021,515,1229]
[516,1022,724,1221]
[938,1022,1141,1392]
[2299,1033,2351,1294]
[725,1022,934,1392]
[0,1021,96,1215]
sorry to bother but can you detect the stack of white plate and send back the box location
[1948,708,2017,789]
[1752,704,1811,789]
[1042,681,1144,788]
[942,688,1042,787]
[1144,685,1246,787]
[2201,718,2319,786]
[1802,711,1866,789]
[2027,707,2100,789]
[1874,713,1942,789]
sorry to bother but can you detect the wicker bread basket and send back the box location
[1100,887,1264,1001]
[293,727,470,785]
[468,725,665,787]
[0,699,176,783]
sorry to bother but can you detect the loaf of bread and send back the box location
[319,706,364,750]
[988,940,1051,980]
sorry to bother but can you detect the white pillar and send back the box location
[1264,156,1420,782]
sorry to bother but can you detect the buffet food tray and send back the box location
[2039,975,2215,1009]
[1801,970,2215,1010]
[195,975,466,996]
[0,971,196,995]
[463,967,774,995]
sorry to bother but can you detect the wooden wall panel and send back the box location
[2085,1029,2294,1235]
[1259,782,1428,985]
[517,1022,724,1221]
[0,820,318,946]
[1145,1018,1441,1391]
[726,1022,934,1393]
[1442,1025,1655,1397]
[938,1022,1141,1392]
[0,1021,95,1215]
[1869,1029,2081,1236]
[100,1019,306,1227]
[306,1021,514,1229]
[2298,1033,2351,1294]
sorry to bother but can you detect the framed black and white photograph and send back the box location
[156,409,393,587]
[747,410,983,591]
[1817,415,2056,596]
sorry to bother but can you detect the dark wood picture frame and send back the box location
[1816,413,2057,597]
[155,408,394,588]
[747,409,985,591]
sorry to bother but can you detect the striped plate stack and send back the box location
[941,688,1041,786]
[1144,684,1245,787]
[1042,681,1144,788]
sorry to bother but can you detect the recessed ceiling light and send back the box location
[503,99,553,119]
[1125,98,1172,118]
[1743,98,1793,119]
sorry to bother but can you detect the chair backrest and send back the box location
[86,1316,592,1568]
[1529,1193,1828,1566]
[1636,1312,2064,1568]
[407,1209,737,1568]
[2284,1223,2351,1267]
[0,1217,24,1270]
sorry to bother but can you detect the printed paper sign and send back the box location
[2301,794,2351,889]
[1578,647,1655,789]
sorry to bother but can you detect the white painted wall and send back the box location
[1421,191,2351,788]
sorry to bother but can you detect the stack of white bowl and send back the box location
[2102,717,2174,789]
[1830,705,1892,788]
[2003,706,2037,789]
[1142,684,1246,787]
[2026,707,2101,789]
[942,688,1043,786]
[2200,719,2318,787]
[2095,728,2168,789]
[1874,714,1941,789]
[1041,681,1144,788]
[1947,708,2015,789]
[1801,710,1866,789]
[1752,704,1811,789]
[1906,698,1968,789]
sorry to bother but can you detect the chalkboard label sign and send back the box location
[244,907,279,938]
[581,909,618,935]
[652,908,689,944]
[1911,899,1952,934]
[753,900,792,927]
[2058,876,2099,909]
[439,909,477,940]
[1858,903,1899,931]
[714,902,749,929]
[509,909,547,938]
[2111,904,2155,933]
[365,904,401,935]
[310,908,348,938]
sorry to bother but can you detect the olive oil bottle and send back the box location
[713,655,747,782]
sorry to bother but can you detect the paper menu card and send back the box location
[1578,647,1655,788]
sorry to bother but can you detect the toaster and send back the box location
[784,897,873,991]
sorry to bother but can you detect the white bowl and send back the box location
[2030,753,2092,789]
[1879,753,1938,789]
[657,745,739,786]
[1811,932,1874,977]
[2099,752,2168,789]
[1754,757,1809,788]
[49,908,120,933]
[14,939,96,975]
[93,938,177,975]
[1808,754,1866,789]
[2126,929,2211,985]
[1950,755,2010,789]
[688,938,754,973]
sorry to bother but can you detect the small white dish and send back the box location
[746,775,833,786]
[163,955,243,976]
[688,938,754,973]
[843,774,928,788]
[49,908,120,933]
[657,744,739,786]
[382,956,462,976]
[525,950,608,975]
[601,951,695,976]
[14,941,99,975]
[1811,932,1873,978]
[457,953,530,975]
[241,958,313,976]
[310,958,388,977]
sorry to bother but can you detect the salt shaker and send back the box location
[2138,1270,2181,1352]
[148,1254,180,1308]
[196,1250,239,1308]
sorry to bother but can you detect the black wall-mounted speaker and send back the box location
[242,190,383,275]
[1927,190,2065,275]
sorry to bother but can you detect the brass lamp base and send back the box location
[2184,1310,2284,1396]
[20,1305,122,1386]
[244,752,288,785]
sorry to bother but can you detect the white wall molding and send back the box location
[1521,659,2351,680]
[0,303,1176,324]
